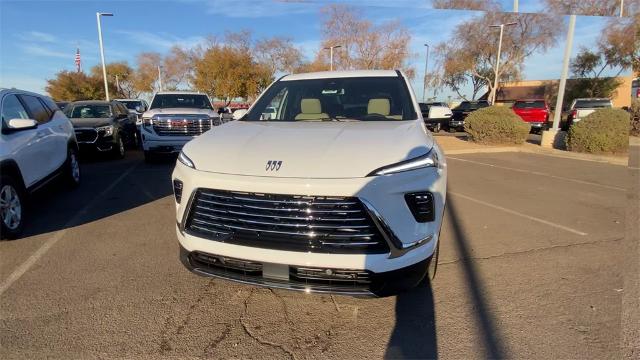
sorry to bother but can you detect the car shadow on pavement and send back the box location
[385,280,438,359]
[445,192,508,359]
[19,151,174,238]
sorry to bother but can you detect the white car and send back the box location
[140,91,218,161]
[0,88,80,238]
[172,70,447,296]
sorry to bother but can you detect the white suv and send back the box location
[0,89,80,238]
[140,91,218,161]
[172,70,447,296]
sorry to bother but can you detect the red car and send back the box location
[512,99,550,133]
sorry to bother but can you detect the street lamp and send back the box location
[157,65,163,92]
[422,43,429,103]
[488,22,517,105]
[620,0,625,17]
[96,12,113,101]
[323,45,342,71]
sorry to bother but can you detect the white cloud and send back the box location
[18,31,57,43]
[21,45,70,59]
[114,30,207,50]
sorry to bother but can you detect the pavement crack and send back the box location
[440,237,623,265]
[201,323,232,357]
[240,288,298,360]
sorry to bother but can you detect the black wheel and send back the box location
[113,136,125,159]
[426,239,440,281]
[63,147,81,188]
[0,175,26,239]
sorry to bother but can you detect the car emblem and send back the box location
[265,160,282,171]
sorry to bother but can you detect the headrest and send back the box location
[367,98,390,116]
[300,98,322,114]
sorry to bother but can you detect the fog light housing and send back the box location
[173,179,183,203]
[405,192,435,222]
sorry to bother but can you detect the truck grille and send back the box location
[75,128,98,143]
[152,114,213,136]
[184,189,390,254]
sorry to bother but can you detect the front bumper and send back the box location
[449,120,464,127]
[140,126,192,153]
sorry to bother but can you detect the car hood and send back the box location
[143,108,216,117]
[183,120,433,178]
[69,118,113,128]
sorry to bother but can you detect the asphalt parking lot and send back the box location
[0,148,631,359]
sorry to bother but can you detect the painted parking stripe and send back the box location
[447,156,626,192]
[0,162,139,297]
[449,191,588,236]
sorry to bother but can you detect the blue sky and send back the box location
[0,0,630,101]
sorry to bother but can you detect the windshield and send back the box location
[574,100,611,109]
[244,76,417,121]
[513,101,546,109]
[455,101,488,111]
[150,94,213,110]
[119,100,142,110]
[69,104,112,118]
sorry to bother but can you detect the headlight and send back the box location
[96,125,114,136]
[368,149,439,176]
[178,151,195,169]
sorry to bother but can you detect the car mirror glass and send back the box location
[7,118,38,131]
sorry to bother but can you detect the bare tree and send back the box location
[431,0,500,11]
[316,4,414,77]
[545,0,635,17]
[255,37,303,74]
[133,52,162,94]
[433,12,562,100]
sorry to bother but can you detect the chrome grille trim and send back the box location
[152,114,213,136]
[185,189,389,254]
[74,127,99,143]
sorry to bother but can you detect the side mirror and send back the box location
[135,105,143,113]
[6,118,38,132]
[232,109,248,120]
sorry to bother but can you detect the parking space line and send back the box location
[0,163,139,297]
[449,191,588,236]
[447,156,626,192]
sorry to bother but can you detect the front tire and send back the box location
[63,147,81,188]
[0,176,25,240]
[113,136,125,159]
[433,123,441,133]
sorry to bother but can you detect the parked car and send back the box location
[419,102,452,133]
[140,91,220,162]
[64,100,138,158]
[55,101,70,111]
[512,99,550,134]
[115,98,149,124]
[632,78,639,100]
[173,70,447,296]
[449,100,489,132]
[564,98,612,130]
[1,88,80,238]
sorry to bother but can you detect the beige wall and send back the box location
[501,76,633,108]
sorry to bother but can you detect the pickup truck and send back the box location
[419,102,452,133]
[565,98,612,130]
[449,100,489,132]
[512,99,549,134]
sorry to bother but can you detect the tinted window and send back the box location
[1,95,30,124]
[513,101,546,109]
[455,101,489,111]
[150,94,213,110]
[69,105,113,118]
[119,100,142,110]
[574,100,611,109]
[20,95,51,124]
[419,103,429,112]
[245,76,417,121]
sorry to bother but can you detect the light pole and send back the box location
[551,15,576,131]
[422,43,429,103]
[488,22,517,105]
[620,0,624,16]
[324,45,341,71]
[96,12,113,101]
[513,0,518,12]
[157,65,163,91]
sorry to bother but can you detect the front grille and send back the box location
[185,189,389,254]
[152,114,213,136]
[75,128,98,143]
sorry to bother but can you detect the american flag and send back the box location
[74,48,81,72]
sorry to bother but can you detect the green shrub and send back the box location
[566,108,629,153]
[630,100,640,137]
[464,106,530,145]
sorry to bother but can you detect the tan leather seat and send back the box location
[367,98,390,116]
[295,98,329,120]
